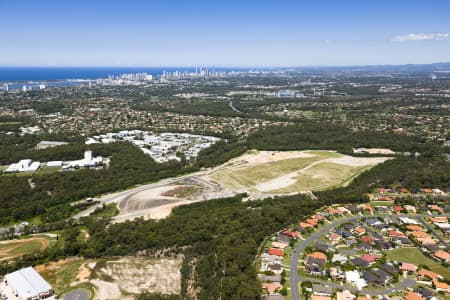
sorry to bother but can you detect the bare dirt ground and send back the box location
[213,151,391,193]
[75,150,390,223]
[76,263,91,282]
[91,257,182,299]
[326,156,390,167]
[111,177,234,223]
[230,150,314,164]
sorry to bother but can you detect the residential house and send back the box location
[329,266,345,281]
[433,279,450,293]
[312,284,333,296]
[336,290,355,300]
[351,257,370,267]
[432,250,450,263]
[345,271,367,290]
[378,263,397,275]
[405,291,424,300]
[360,254,380,264]
[414,287,433,299]
[262,282,282,293]
[400,262,417,273]
[332,254,347,264]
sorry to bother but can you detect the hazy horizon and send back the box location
[1,0,449,66]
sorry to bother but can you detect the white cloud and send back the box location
[392,32,449,42]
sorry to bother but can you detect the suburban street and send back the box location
[289,212,450,300]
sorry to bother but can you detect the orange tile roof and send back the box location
[406,225,424,232]
[300,222,314,228]
[433,279,450,291]
[433,250,450,261]
[311,296,332,300]
[361,254,380,263]
[418,269,439,280]
[429,204,443,211]
[411,231,429,238]
[312,214,326,221]
[353,226,366,234]
[306,218,318,226]
[406,291,423,300]
[388,230,406,237]
[417,237,436,245]
[430,217,448,223]
[307,251,327,261]
[262,282,281,293]
[400,262,417,272]
[357,297,371,300]
[268,248,284,257]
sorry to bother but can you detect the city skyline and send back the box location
[1,0,449,67]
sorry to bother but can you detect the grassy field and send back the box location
[0,236,52,260]
[209,151,341,191]
[38,258,96,297]
[386,248,450,280]
[208,150,386,194]
[270,162,371,193]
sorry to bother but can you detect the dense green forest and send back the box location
[246,123,440,156]
[0,123,448,299]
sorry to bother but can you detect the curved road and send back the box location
[228,100,244,113]
[290,213,450,300]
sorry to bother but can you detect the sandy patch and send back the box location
[232,150,315,165]
[76,263,91,282]
[253,155,391,193]
[92,257,182,298]
[254,171,299,192]
[327,156,391,167]
[91,279,127,300]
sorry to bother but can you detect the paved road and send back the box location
[228,100,243,113]
[297,276,416,296]
[72,171,208,219]
[290,215,364,300]
[63,289,89,300]
[289,213,450,300]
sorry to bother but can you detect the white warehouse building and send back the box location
[4,267,53,300]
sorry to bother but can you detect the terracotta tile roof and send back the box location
[411,231,429,238]
[418,269,439,280]
[433,279,450,291]
[406,291,423,300]
[388,230,405,237]
[262,282,281,293]
[268,248,284,257]
[307,251,327,261]
[361,254,380,263]
[400,262,417,272]
[406,225,424,232]
[433,250,450,261]
[311,296,332,300]
[300,222,314,228]
[430,217,448,223]
[306,218,318,226]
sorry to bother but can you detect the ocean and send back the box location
[0,67,248,83]
[0,67,216,83]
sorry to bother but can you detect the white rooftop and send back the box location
[5,267,52,299]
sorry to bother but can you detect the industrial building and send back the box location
[5,159,41,173]
[3,267,53,300]
[35,141,68,150]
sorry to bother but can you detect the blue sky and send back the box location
[0,0,449,66]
